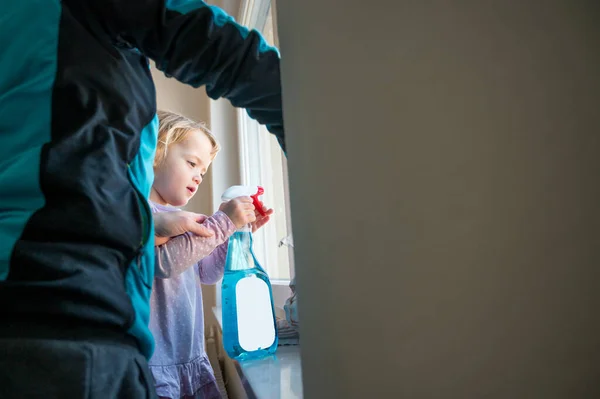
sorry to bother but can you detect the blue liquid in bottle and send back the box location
[222,228,278,361]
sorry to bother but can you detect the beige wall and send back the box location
[151,67,214,216]
[278,1,600,398]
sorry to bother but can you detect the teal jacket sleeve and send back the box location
[66,0,285,151]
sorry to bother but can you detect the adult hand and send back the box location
[154,211,213,246]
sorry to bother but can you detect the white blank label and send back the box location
[236,276,276,352]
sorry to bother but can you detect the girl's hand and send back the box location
[219,196,256,228]
[251,200,274,233]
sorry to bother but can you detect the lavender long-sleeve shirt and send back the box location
[148,201,236,399]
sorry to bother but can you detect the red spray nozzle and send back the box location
[251,186,267,216]
[221,185,268,217]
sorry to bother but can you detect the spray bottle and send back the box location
[221,185,278,360]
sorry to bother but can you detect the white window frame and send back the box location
[237,0,294,285]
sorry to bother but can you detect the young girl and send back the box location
[148,110,272,399]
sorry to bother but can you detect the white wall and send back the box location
[278,1,600,398]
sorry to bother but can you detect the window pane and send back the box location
[239,1,292,282]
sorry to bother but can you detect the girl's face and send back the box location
[151,130,213,207]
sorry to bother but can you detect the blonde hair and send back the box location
[154,110,220,167]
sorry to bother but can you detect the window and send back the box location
[238,0,294,283]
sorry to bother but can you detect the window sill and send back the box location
[270,279,291,286]
[212,307,303,398]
